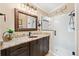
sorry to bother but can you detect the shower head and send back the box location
[69,10,75,16]
[69,13,75,16]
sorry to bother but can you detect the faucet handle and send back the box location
[28,32,31,37]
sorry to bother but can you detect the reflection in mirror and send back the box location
[27,16,36,28]
[18,13,36,29]
[19,13,28,29]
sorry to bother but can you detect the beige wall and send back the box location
[0,3,48,31]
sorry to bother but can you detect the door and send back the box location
[53,14,75,56]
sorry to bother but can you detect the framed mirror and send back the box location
[14,8,38,31]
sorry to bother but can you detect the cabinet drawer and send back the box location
[5,42,29,56]
[9,42,29,52]
[10,47,28,56]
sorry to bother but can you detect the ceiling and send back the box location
[34,3,64,14]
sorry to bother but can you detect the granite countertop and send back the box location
[0,34,50,50]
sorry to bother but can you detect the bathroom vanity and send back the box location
[0,34,50,56]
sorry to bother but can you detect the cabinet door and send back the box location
[37,38,44,56]
[43,36,49,55]
[29,40,41,56]
[38,36,49,56]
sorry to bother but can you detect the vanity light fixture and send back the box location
[19,3,37,15]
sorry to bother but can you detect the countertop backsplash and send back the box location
[13,31,50,38]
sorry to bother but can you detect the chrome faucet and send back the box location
[28,32,32,37]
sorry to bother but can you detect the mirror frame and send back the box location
[14,8,38,31]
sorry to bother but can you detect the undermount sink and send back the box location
[29,36,38,38]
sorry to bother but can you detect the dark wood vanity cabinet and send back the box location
[1,36,49,56]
